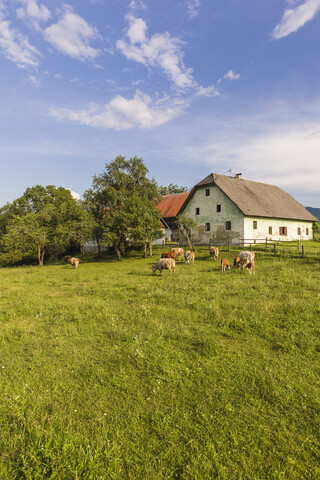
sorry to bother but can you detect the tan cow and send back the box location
[171,247,184,260]
[209,246,219,261]
[68,257,82,269]
[244,262,255,274]
[221,258,231,272]
[184,250,195,265]
[152,258,175,275]
[234,251,255,269]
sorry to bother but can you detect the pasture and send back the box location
[0,246,319,479]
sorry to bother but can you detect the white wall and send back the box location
[244,217,314,242]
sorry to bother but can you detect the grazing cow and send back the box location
[161,251,177,260]
[234,251,255,269]
[184,250,195,265]
[209,246,219,261]
[244,262,255,274]
[171,247,184,260]
[152,258,175,275]
[68,257,82,270]
[221,258,231,272]
[64,255,71,264]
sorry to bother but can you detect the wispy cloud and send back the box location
[186,0,200,19]
[44,5,101,61]
[224,70,240,80]
[117,15,215,94]
[16,0,51,29]
[271,0,320,39]
[0,18,40,67]
[50,90,186,129]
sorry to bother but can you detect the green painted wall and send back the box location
[181,185,244,244]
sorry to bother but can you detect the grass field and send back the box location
[0,244,319,479]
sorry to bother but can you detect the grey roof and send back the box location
[185,173,317,221]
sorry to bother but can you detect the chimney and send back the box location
[235,173,242,179]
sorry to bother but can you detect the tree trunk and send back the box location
[114,240,122,261]
[97,240,101,257]
[186,233,193,251]
[149,239,153,257]
[143,242,147,258]
[81,244,85,259]
[38,247,45,266]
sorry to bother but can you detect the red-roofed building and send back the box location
[157,192,190,241]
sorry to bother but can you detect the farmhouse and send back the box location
[157,191,190,241]
[177,173,317,245]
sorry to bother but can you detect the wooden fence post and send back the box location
[266,237,268,248]
[250,243,252,251]
[297,239,300,251]
[274,243,276,256]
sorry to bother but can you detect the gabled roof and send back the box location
[180,173,317,222]
[157,192,190,218]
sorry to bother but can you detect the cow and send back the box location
[221,258,231,272]
[152,258,175,275]
[234,251,255,269]
[171,247,184,260]
[184,250,195,265]
[209,246,219,261]
[64,255,71,264]
[161,251,177,260]
[68,257,82,270]
[244,262,255,274]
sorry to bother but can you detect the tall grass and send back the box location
[0,246,319,479]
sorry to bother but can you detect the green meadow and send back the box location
[0,244,319,479]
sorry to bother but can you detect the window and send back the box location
[205,223,210,232]
[225,221,231,231]
[279,226,287,236]
[216,204,221,213]
[253,221,257,230]
[205,188,210,197]
[269,226,272,235]
[195,207,200,215]
[298,227,301,235]
[306,228,309,235]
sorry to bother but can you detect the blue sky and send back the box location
[0,0,320,207]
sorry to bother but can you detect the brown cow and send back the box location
[161,251,177,259]
[152,258,175,275]
[244,262,255,274]
[210,246,219,261]
[64,255,72,264]
[221,258,231,272]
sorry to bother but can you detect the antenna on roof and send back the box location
[221,169,232,176]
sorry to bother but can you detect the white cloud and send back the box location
[16,0,51,29]
[26,74,40,85]
[44,5,100,61]
[117,15,215,94]
[272,0,320,39]
[50,90,186,130]
[224,70,240,80]
[186,0,200,18]
[0,18,40,67]
[128,0,146,11]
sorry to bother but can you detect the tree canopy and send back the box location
[159,184,188,195]
[85,156,163,260]
[0,185,94,265]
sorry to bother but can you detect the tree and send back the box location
[86,156,162,260]
[176,214,198,250]
[0,185,94,265]
[159,184,188,195]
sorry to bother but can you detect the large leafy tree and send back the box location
[0,185,94,265]
[86,156,162,260]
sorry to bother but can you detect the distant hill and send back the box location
[306,207,320,222]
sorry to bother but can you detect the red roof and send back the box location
[157,192,190,218]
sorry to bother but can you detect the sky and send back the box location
[0,0,320,208]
